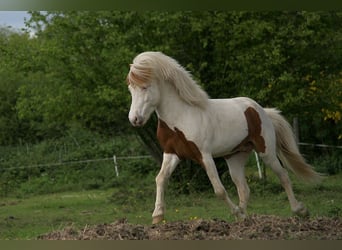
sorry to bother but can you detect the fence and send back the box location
[1,154,154,178]
[2,141,340,179]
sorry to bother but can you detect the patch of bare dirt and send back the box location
[38,215,342,240]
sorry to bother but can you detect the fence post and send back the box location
[113,155,119,177]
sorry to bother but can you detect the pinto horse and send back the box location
[127,51,321,224]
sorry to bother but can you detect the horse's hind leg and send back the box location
[225,152,250,215]
[260,153,309,217]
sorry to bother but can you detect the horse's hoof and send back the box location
[233,206,247,221]
[152,215,164,224]
[293,202,310,218]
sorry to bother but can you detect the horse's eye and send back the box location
[141,86,148,91]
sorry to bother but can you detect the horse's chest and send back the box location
[157,119,203,165]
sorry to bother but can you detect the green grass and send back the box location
[0,190,115,239]
[0,173,341,239]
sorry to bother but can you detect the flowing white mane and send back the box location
[128,51,209,109]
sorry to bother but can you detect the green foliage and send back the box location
[0,28,33,144]
[0,126,151,197]
[1,11,341,144]
[15,12,133,138]
[311,151,342,175]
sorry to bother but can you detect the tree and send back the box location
[0,27,34,144]
[17,11,135,138]
[1,11,340,147]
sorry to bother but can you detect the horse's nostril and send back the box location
[133,116,144,126]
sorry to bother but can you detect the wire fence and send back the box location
[1,154,154,177]
[298,142,342,149]
[1,142,340,176]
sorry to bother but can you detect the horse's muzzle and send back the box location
[130,115,145,127]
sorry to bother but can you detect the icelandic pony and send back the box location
[126,51,321,224]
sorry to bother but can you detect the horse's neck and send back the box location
[155,82,199,127]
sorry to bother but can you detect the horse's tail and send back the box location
[264,108,322,183]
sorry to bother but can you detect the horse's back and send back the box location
[208,97,264,120]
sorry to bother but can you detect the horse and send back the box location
[126,51,321,224]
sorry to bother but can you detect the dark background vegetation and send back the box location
[0,11,341,197]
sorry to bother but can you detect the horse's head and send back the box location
[127,58,160,127]
[126,51,209,127]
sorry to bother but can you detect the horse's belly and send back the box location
[211,134,248,158]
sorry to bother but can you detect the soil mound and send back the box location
[38,214,342,240]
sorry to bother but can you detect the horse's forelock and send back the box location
[127,62,152,86]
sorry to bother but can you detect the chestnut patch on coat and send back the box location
[244,107,266,153]
[225,106,266,159]
[157,119,203,165]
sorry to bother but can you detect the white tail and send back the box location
[265,108,322,183]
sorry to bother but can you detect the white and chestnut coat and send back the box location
[127,51,321,224]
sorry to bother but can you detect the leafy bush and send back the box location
[0,126,152,197]
[311,151,342,175]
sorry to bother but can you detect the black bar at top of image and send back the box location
[0,0,342,11]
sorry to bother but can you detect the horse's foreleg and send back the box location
[225,152,250,214]
[152,153,180,224]
[201,154,245,220]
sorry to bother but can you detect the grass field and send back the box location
[0,173,341,239]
